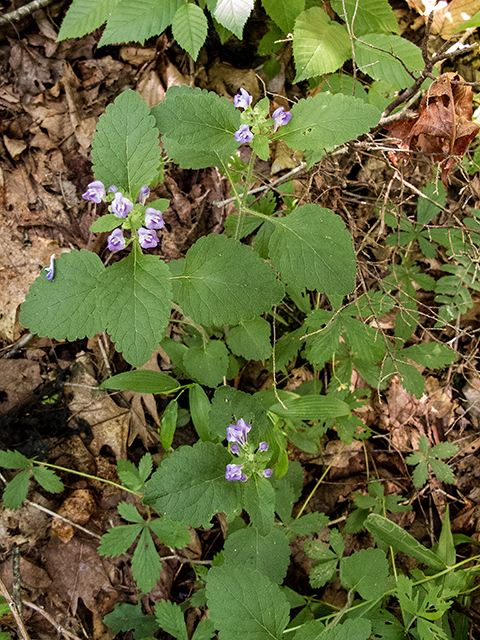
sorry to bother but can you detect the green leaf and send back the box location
[412,459,429,487]
[452,9,480,33]
[98,523,143,556]
[91,90,161,199]
[31,467,64,494]
[276,92,380,155]
[354,34,424,89]
[183,341,229,388]
[189,384,212,441]
[271,327,305,372]
[57,0,122,40]
[250,134,270,162]
[144,442,242,528]
[288,512,329,536]
[428,458,455,484]
[224,526,290,584]
[268,205,356,296]
[192,619,216,640]
[214,0,255,38]
[243,475,275,535]
[90,214,123,233]
[132,527,162,592]
[227,317,272,360]
[118,502,144,523]
[100,370,180,394]
[172,3,208,60]
[148,517,191,548]
[293,7,351,82]
[19,250,105,341]
[365,514,445,569]
[297,619,371,640]
[430,441,459,459]
[331,0,399,36]
[138,453,153,482]
[417,182,446,226]
[340,547,388,600]
[103,603,158,640]
[155,600,188,640]
[174,234,284,326]
[117,459,145,491]
[261,0,305,33]
[160,399,178,450]
[100,248,172,367]
[99,0,184,46]
[3,469,30,509]
[402,343,457,369]
[269,395,350,420]
[437,505,455,567]
[152,85,240,169]
[206,565,289,640]
[0,450,30,469]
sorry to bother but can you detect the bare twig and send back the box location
[0,577,31,640]
[0,0,55,26]
[25,500,103,540]
[23,601,85,640]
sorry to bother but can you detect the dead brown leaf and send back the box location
[0,359,42,414]
[51,489,96,542]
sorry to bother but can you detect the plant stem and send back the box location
[35,461,142,496]
[235,150,256,241]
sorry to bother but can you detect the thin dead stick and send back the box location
[23,601,85,640]
[25,500,103,540]
[0,577,31,640]
[0,0,54,26]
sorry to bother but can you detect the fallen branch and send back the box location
[0,0,55,27]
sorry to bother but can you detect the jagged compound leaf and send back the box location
[268,205,356,295]
[227,317,272,360]
[206,565,289,640]
[0,450,30,469]
[92,90,161,199]
[331,0,399,36]
[365,514,445,569]
[99,0,183,46]
[402,342,457,369]
[183,341,229,388]
[58,0,122,40]
[155,600,188,640]
[138,452,153,482]
[19,250,105,341]
[429,458,456,484]
[243,475,276,536]
[104,603,158,640]
[269,394,351,420]
[261,0,305,33]
[132,528,163,592]
[31,467,64,494]
[148,517,191,548]
[174,234,284,326]
[151,85,240,169]
[117,502,144,523]
[100,248,172,368]
[117,460,144,491]
[354,34,424,89]
[3,469,30,509]
[144,442,242,528]
[98,523,143,557]
[411,459,429,488]
[214,0,254,38]
[224,526,290,584]
[172,3,208,60]
[293,7,351,82]
[99,370,180,394]
[274,92,380,152]
[340,547,389,600]
[192,619,216,640]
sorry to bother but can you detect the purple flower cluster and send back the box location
[227,418,251,447]
[232,89,292,145]
[225,464,248,482]
[225,419,272,482]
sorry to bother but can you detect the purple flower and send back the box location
[139,186,150,205]
[234,88,252,110]
[44,254,55,280]
[227,418,252,447]
[226,464,246,482]
[111,192,133,219]
[230,443,240,455]
[108,185,118,194]
[82,181,106,203]
[107,228,125,252]
[138,227,158,249]
[145,208,165,230]
[258,442,269,452]
[263,469,273,478]
[272,106,292,131]
[235,124,254,144]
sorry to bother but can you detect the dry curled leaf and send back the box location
[386,73,480,186]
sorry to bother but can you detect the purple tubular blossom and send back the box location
[138,227,159,249]
[225,464,245,481]
[108,185,118,194]
[44,254,55,280]
[263,469,273,478]
[227,418,252,446]
[234,124,254,144]
[145,208,165,230]
[230,443,240,455]
[258,442,269,452]
[272,106,292,131]
[82,181,106,203]
[233,88,252,110]
[139,186,150,205]
[107,228,126,252]
[111,192,134,219]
